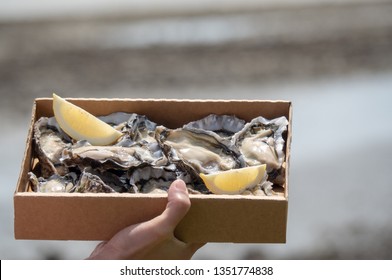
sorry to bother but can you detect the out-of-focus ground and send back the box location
[1,0,392,259]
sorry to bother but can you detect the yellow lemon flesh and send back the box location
[199,164,266,194]
[52,93,122,146]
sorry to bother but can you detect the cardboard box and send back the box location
[14,98,292,243]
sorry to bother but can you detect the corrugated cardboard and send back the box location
[14,98,292,243]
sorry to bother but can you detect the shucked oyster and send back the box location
[33,117,71,177]
[83,167,129,193]
[233,116,288,170]
[232,116,288,185]
[28,169,120,193]
[129,165,175,193]
[28,171,77,192]
[125,113,158,142]
[157,125,246,191]
[72,170,116,193]
[118,113,166,163]
[61,143,165,171]
[128,163,193,193]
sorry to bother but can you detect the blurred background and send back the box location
[1,0,392,259]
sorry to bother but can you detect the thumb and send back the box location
[152,179,191,236]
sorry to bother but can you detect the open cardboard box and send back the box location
[14,98,292,243]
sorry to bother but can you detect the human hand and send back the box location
[86,179,205,260]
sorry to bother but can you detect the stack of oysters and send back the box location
[29,113,288,195]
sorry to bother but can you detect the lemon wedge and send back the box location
[52,93,122,145]
[199,164,266,194]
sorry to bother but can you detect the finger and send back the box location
[150,179,191,236]
[116,179,190,246]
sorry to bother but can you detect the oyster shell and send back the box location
[82,167,129,193]
[128,163,198,193]
[72,170,116,193]
[120,113,167,163]
[129,164,175,193]
[61,143,163,171]
[33,117,71,177]
[157,125,246,192]
[232,116,288,184]
[125,113,158,141]
[98,112,134,126]
[183,114,245,138]
[28,171,77,193]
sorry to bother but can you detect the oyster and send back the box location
[232,116,288,184]
[28,171,77,193]
[119,113,166,163]
[61,143,162,171]
[157,125,246,192]
[183,114,245,138]
[129,164,175,193]
[125,113,158,141]
[72,170,116,193]
[28,169,119,193]
[83,167,129,193]
[128,163,198,193]
[33,117,71,177]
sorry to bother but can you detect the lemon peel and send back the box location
[199,164,266,194]
[52,93,122,145]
